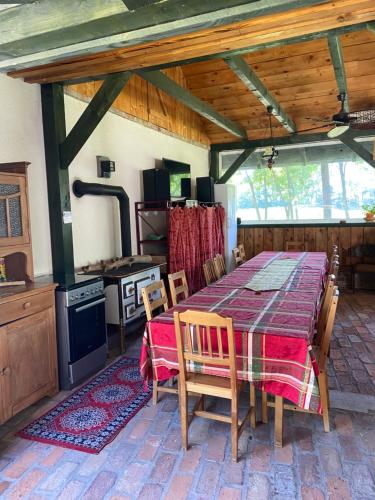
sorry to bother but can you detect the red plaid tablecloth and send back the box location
[140,251,328,412]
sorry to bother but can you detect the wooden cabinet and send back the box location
[0,162,33,282]
[0,285,58,424]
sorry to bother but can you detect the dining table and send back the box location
[140,251,328,446]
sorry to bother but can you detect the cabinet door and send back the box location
[0,173,30,247]
[0,324,11,423]
[1,307,58,421]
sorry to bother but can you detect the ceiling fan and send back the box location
[297,93,375,138]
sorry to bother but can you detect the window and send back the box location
[220,139,375,223]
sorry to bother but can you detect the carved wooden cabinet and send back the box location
[0,284,58,424]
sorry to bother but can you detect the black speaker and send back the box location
[143,168,170,202]
[196,176,215,203]
[181,178,191,198]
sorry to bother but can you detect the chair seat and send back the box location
[186,373,239,399]
[354,263,375,273]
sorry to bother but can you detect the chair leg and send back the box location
[152,380,158,405]
[319,372,330,432]
[250,384,256,428]
[274,396,283,448]
[261,391,268,424]
[180,387,189,451]
[231,397,238,462]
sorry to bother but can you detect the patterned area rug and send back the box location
[17,357,152,454]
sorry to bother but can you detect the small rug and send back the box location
[17,357,152,454]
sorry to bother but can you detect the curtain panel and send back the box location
[168,205,225,293]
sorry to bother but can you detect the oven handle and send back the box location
[74,297,106,313]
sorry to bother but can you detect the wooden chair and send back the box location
[203,259,217,286]
[238,243,246,262]
[315,274,335,347]
[232,247,243,268]
[213,254,226,280]
[174,309,256,462]
[262,288,339,447]
[285,241,305,251]
[329,256,339,276]
[347,244,375,292]
[168,270,189,306]
[142,280,178,405]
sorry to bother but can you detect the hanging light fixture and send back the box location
[262,106,279,169]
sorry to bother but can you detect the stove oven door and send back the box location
[67,296,106,362]
[134,277,152,307]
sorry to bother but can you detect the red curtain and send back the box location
[168,205,225,293]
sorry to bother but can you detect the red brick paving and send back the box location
[0,291,374,499]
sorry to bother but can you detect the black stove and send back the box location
[55,273,103,291]
[82,262,157,278]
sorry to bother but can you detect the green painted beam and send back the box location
[339,130,375,169]
[136,70,247,138]
[209,150,220,182]
[60,71,132,169]
[367,22,375,35]
[327,35,349,112]
[40,83,75,279]
[121,0,159,9]
[217,148,256,184]
[225,56,296,133]
[61,21,369,86]
[0,0,330,72]
[211,129,375,151]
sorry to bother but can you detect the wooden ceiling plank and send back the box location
[136,69,247,138]
[225,56,296,133]
[60,72,132,169]
[339,130,375,169]
[0,0,328,71]
[327,35,349,111]
[217,148,257,184]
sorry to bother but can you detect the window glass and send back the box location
[220,140,375,222]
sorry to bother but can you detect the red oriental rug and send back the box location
[17,357,152,454]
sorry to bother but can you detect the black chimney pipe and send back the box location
[73,179,131,257]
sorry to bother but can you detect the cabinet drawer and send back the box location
[0,291,54,325]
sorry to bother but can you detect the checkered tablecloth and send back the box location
[140,251,328,412]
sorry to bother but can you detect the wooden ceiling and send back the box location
[5,0,375,146]
[181,29,375,143]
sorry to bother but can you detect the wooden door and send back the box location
[0,173,30,247]
[0,307,58,423]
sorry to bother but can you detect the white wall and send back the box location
[0,74,209,275]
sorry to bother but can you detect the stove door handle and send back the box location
[75,297,106,313]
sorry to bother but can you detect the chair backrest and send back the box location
[329,257,339,276]
[142,280,169,321]
[285,241,305,252]
[319,287,339,371]
[332,244,339,259]
[173,309,237,391]
[316,275,335,345]
[213,254,226,280]
[238,243,246,262]
[203,259,217,286]
[168,270,189,306]
[232,247,242,268]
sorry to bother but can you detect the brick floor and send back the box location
[0,291,374,499]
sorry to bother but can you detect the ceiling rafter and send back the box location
[0,0,328,72]
[135,69,247,139]
[225,56,296,134]
[327,35,349,112]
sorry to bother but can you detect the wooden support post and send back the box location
[209,149,220,182]
[225,56,296,133]
[327,35,349,112]
[217,148,256,184]
[136,70,247,139]
[60,71,132,169]
[41,83,74,279]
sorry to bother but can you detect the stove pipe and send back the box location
[73,179,131,257]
